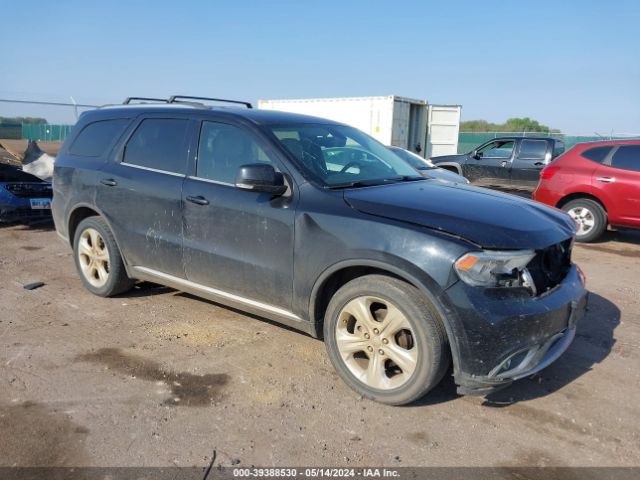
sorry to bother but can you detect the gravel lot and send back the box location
[0,221,638,468]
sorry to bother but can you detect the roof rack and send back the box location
[123,97,169,104]
[168,95,252,109]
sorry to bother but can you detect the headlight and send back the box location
[454,250,537,292]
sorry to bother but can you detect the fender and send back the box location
[432,162,463,176]
[308,257,463,375]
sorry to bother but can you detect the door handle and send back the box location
[100,178,117,187]
[186,195,210,206]
[596,177,616,183]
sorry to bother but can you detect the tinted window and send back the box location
[123,119,189,173]
[69,119,129,157]
[197,122,275,183]
[581,146,612,163]
[553,140,565,157]
[611,145,640,172]
[517,139,547,160]
[478,140,514,159]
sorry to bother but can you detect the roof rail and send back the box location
[123,97,169,105]
[168,95,252,109]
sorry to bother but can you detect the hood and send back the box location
[344,181,575,249]
[431,153,467,165]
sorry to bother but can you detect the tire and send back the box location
[562,198,607,243]
[72,216,134,297]
[323,274,450,405]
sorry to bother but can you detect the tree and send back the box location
[460,117,553,133]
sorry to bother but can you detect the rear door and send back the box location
[464,139,514,186]
[96,115,191,277]
[181,119,296,310]
[510,139,550,190]
[592,144,640,226]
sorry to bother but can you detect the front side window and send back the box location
[517,139,548,160]
[123,118,189,173]
[610,145,640,172]
[270,124,420,187]
[197,122,275,183]
[478,140,515,159]
[69,119,130,157]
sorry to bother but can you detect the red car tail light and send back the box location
[540,165,561,180]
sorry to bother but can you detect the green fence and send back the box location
[21,123,74,142]
[457,132,640,154]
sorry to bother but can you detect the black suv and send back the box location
[432,136,565,191]
[52,96,587,405]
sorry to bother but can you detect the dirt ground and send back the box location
[0,221,638,468]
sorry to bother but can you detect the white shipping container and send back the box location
[258,96,460,158]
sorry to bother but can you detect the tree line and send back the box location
[460,117,557,133]
[0,116,48,125]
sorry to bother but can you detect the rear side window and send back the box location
[610,145,640,172]
[581,146,612,163]
[517,139,547,160]
[123,118,189,174]
[553,140,565,157]
[68,119,130,157]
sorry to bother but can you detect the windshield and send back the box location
[387,147,435,169]
[270,124,422,188]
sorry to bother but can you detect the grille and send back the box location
[527,239,572,295]
[4,183,53,198]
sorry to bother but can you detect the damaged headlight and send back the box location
[454,250,537,293]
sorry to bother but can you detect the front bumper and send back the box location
[440,265,588,395]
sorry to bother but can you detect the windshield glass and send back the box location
[387,147,435,169]
[270,124,421,187]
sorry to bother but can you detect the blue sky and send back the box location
[1,0,638,133]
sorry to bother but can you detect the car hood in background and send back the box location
[343,181,575,249]
[420,167,468,184]
[430,154,467,165]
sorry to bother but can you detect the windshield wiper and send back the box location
[326,175,424,190]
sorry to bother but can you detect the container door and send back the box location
[426,105,461,158]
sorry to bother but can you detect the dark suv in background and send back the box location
[432,136,565,191]
[52,96,587,405]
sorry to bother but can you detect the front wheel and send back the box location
[323,275,450,405]
[562,198,607,243]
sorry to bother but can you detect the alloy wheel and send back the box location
[77,228,110,288]
[335,296,418,390]
[567,206,595,236]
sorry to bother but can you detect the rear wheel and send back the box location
[323,275,450,405]
[562,198,607,243]
[73,216,134,296]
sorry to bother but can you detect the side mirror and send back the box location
[235,164,287,195]
[471,150,481,159]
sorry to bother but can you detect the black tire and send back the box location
[72,216,134,297]
[323,274,451,405]
[561,198,607,243]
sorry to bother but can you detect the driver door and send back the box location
[465,140,514,187]
[181,120,296,310]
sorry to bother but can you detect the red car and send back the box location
[533,140,640,242]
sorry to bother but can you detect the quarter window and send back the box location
[197,122,275,183]
[581,146,612,163]
[610,145,640,172]
[123,118,189,173]
[517,139,547,160]
[69,119,130,157]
